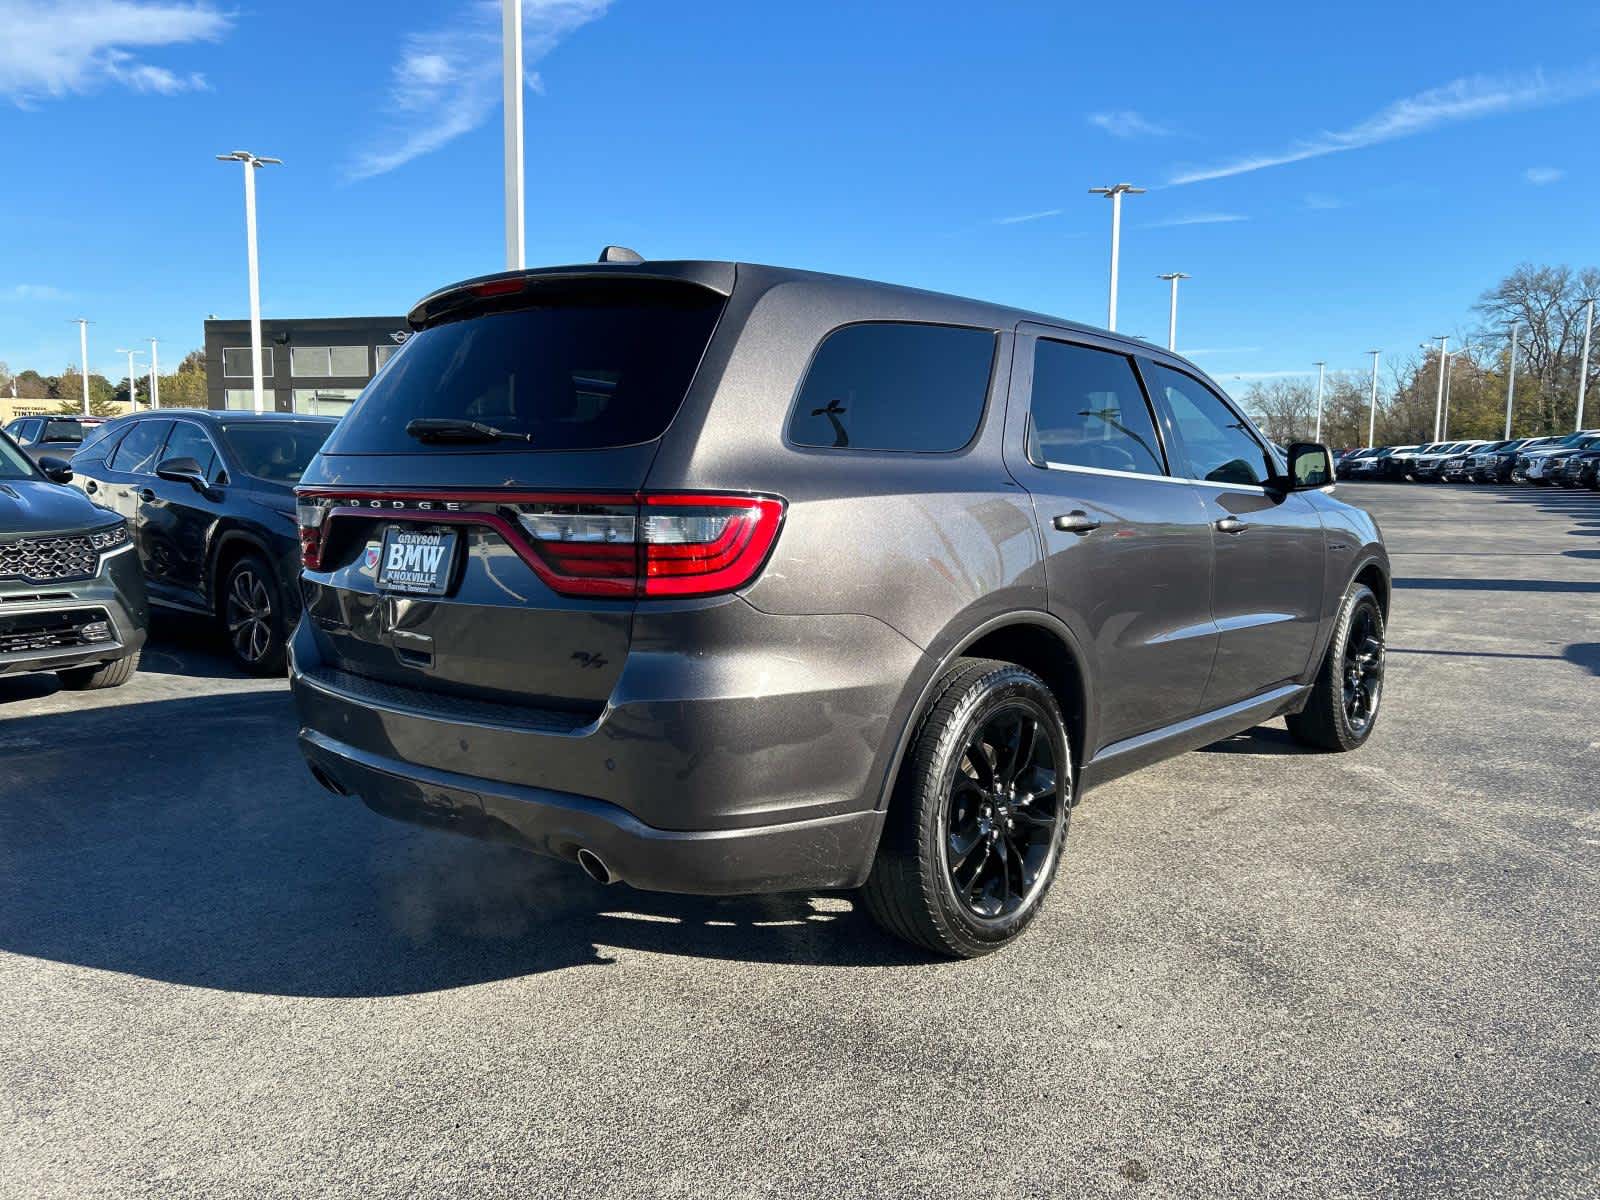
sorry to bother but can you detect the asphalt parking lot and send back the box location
[2,482,1596,1199]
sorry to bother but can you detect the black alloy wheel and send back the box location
[1341,603,1384,737]
[862,658,1072,957]
[944,704,1062,919]
[222,554,287,675]
[1288,582,1386,751]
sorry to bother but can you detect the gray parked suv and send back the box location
[1,431,147,689]
[291,255,1390,957]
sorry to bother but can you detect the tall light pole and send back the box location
[1367,350,1381,447]
[147,337,161,409]
[116,347,144,410]
[1503,323,1519,439]
[1431,335,1449,442]
[1157,272,1189,350]
[70,319,91,415]
[502,0,526,270]
[1577,297,1594,431]
[1089,183,1144,331]
[1312,361,1326,443]
[216,150,282,413]
[1442,341,1464,439]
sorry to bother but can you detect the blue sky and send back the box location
[2,0,1598,392]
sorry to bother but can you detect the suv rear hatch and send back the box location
[295,267,778,722]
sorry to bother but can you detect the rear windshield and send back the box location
[321,281,725,454]
[42,419,86,442]
[222,421,334,483]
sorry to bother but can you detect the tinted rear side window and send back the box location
[1028,340,1165,475]
[108,420,172,475]
[222,422,334,483]
[788,323,995,452]
[322,282,725,454]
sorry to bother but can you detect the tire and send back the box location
[57,651,138,690]
[220,553,288,676]
[861,658,1072,958]
[1287,583,1385,752]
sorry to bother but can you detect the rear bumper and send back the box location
[299,727,885,894]
[289,598,925,894]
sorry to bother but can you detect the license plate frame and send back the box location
[376,526,460,596]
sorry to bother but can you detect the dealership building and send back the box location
[202,315,408,416]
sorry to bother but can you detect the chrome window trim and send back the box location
[1036,458,1271,494]
[164,418,226,477]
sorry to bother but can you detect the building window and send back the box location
[292,388,362,416]
[224,389,262,410]
[329,345,368,377]
[374,343,402,370]
[290,346,369,378]
[222,347,275,378]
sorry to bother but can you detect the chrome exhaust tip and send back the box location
[576,848,615,885]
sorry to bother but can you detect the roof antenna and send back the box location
[598,245,644,264]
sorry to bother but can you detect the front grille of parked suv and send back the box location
[0,533,99,583]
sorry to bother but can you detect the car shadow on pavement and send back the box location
[0,692,929,999]
[136,613,252,680]
[1195,724,1314,756]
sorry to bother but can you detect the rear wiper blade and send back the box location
[404,418,534,444]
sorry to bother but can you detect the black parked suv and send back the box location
[291,255,1390,957]
[0,431,147,688]
[70,409,336,673]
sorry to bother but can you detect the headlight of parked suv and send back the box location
[89,521,130,551]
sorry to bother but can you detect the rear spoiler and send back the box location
[407,261,737,330]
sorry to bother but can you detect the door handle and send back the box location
[1214,516,1249,534]
[139,488,155,503]
[1053,511,1101,535]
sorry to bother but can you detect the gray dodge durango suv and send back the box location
[292,254,1389,957]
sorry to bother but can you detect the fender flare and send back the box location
[206,527,277,613]
[1304,549,1390,681]
[872,609,1095,812]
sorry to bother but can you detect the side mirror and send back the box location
[1280,442,1335,491]
[155,456,210,492]
[37,455,73,484]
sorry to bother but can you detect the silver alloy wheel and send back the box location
[226,566,274,664]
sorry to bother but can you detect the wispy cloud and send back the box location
[349,0,609,180]
[1088,110,1172,138]
[3,284,70,301]
[1168,66,1600,185]
[991,208,1062,225]
[1228,369,1317,380]
[0,1,226,105]
[1524,165,1565,185]
[1143,212,1248,228]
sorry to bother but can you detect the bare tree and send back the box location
[1238,378,1315,445]
[1473,263,1600,432]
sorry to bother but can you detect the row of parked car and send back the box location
[1,408,337,690]
[1336,430,1600,488]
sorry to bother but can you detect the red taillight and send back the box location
[296,498,328,569]
[517,493,784,598]
[640,495,785,597]
[299,490,785,599]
